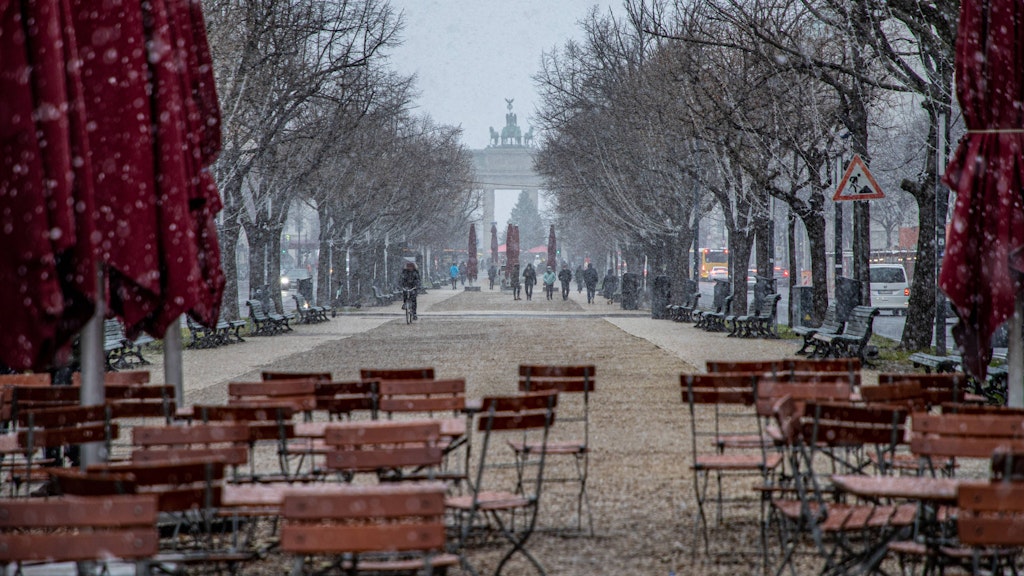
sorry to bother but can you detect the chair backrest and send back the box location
[911,412,1024,462]
[227,379,317,412]
[755,379,854,416]
[707,358,860,380]
[681,373,757,406]
[0,373,50,423]
[261,370,332,382]
[878,372,968,408]
[518,364,595,445]
[0,494,159,564]
[859,381,925,411]
[323,420,443,477]
[195,404,296,442]
[957,481,1024,546]
[360,367,435,381]
[131,422,251,467]
[71,370,150,386]
[15,404,118,455]
[280,483,449,557]
[377,378,466,416]
[85,458,227,513]
[313,380,377,418]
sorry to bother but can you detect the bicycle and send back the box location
[401,288,417,324]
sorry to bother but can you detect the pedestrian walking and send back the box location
[449,263,459,289]
[511,264,522,300]
[488,263,497,290]
[583,263,599,304]
[558,263,572,300]
[575,264,584,293]
[458,261,467,286]
[602,269,618,304]
[543,266,556,301]
[522,262,537,301]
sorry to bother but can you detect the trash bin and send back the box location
[712,279,731,310]
[835,276,862,323]
[792,286,815,327]
[651,275,671,319]
[297,278,314,302]
[620,272,640,310]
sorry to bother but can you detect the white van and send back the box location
[869,264,910,315]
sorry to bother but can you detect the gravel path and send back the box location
[140,286,874,575]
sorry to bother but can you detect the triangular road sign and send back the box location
[833,154,885,201]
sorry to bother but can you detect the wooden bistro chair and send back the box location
[512,364,596,536]
[953,480,1024,574]
[194,404,298,481]
[770,399,915,576]
[280,482,459,576]
[681,373,781,564]
[447,390,557,576]
[55,457,253,572]
[376,377,471,486]
[322,420,444,483]
[3,404,118,497]
[0,494,159,575]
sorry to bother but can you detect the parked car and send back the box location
[709,266,729,282]
[869,263,910,315]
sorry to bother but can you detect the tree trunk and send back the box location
[901,176,937,350]
[218,224,241,319]
[802,212,829,323]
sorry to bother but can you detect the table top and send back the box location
[831,474,971,502]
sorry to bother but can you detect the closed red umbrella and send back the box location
[0,0,99,371]
[467,224,478,282]
[546,225,558,271]
[490,223,499,265]
[939,0,1024,386]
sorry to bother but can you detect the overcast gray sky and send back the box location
[387,0,620,151]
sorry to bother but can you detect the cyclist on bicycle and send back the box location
[400,261,421,320]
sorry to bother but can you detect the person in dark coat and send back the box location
[574,264,584,293]
[511,264,521,300]
[602,269,618,304]
[558,263,573,300]
[487,264,497,290]
[522,263,537,301]
[583,263,599,304]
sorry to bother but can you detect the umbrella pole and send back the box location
[79,264,107,466]
[1009,294,1023,408]
[165,316,184,408]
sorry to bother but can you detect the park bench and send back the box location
[293,293,330,323]
[245,299,291,336]
[792,302,843,355]
[699,292,734,332]
[371,285,393,306]
[729,293,782,338]
[104,318,154,369]
[670,284,701,323]
[811,305,880,364]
